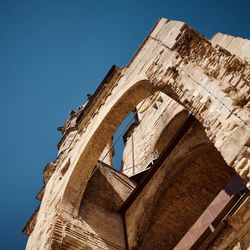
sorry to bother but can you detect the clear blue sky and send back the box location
[0,0,249,249]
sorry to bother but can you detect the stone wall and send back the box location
[122,92,187,176]
[211,33,250,63]
[124,121,234,249]
[24,18,250,249]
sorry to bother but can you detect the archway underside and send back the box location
[124,121,242,249]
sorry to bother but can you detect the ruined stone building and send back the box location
[23,18,250,249]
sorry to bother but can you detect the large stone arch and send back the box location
[26,18,250,250]
[61,19,250,214]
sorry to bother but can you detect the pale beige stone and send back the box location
[24,18,250,250]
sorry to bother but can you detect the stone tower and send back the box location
[23,18,250,249]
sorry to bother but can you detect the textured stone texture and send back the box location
[125,121,234,249]
[35,162,135,250]
[211,33,250,63]
[122,91,187,176]
[24,18,250,249]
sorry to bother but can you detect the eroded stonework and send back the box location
[24,18,250,249]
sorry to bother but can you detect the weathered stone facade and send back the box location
[24,18,250,249]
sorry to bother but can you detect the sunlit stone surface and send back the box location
[24,18,250,249]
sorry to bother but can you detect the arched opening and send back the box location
[74,87,162,250]
[73,90,191,249]
[25,19,250,250]
[60,79,248,250]
[62,79,155,211]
